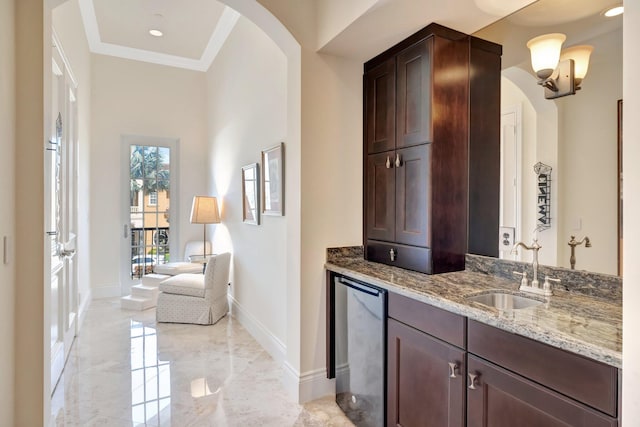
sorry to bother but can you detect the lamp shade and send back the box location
[560,45,594,84]
[190,196,221,224]
[526,33,566,80]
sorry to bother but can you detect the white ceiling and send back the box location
[77,0,534,71]
[78,0,239,72]
[75,0,620,73]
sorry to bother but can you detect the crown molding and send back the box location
[78,0,239,72]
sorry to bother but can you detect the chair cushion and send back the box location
[154,262,203,275]
[159,273,206,298]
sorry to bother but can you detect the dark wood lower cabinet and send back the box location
[387,318,465,427]
[466,355,618,427]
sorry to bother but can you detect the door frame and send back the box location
[120,135,179,295]
[48,31,80,393]
[500,104,523,259]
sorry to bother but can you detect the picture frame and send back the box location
[261,143,285,216]
[242,163,260,225]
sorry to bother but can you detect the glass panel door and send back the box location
[121,136,178,293]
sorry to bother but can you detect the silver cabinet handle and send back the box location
[448,362,458,378]
[468,373,478,390]
[395,153,401,167]
[385,156,392,169]
[389,248,396,261]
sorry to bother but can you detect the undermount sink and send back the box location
[467,292,544,311]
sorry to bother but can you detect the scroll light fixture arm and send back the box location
[537,58,576,100]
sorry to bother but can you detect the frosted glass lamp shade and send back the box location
[526,33,566,80]
[560,45,594,85]
[190,196,221,224]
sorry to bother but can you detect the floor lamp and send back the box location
[190,196,221,259]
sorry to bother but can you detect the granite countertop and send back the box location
[325,248,622,368]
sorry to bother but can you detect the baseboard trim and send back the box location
[77,288,92,331]
[228,295,286,364]
[91,284,121,299]
[228,295,335,404]
[299,366,336,403]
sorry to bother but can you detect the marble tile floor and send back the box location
[51,298,355,427]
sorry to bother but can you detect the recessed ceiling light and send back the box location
[149,29,163,37]
[603,5,624,17]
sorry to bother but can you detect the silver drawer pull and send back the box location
[448,362,458,378]
[468,373,479,390]
[389,248,396,261]
[385,156,392,169]
[395,153,401,167]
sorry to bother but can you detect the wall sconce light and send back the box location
[526,33,594,100]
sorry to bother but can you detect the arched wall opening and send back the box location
[34,2,303,426]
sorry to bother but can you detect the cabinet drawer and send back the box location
[467,355,617,427]
[468,320,618,417]
[388,292,466,348]
[366,240,431,274]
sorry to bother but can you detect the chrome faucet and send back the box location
[512,239,542,289]
[568,235,591,270]
[511,238,557,296]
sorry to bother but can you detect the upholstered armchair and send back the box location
[155,252,231,325]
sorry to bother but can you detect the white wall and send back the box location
[90,55,208,296]
[254,0,363,400]
[206,16,289,352]
[556,28,622,275]
[622,1,640,424]
[15,0,46,424]
[52,0,92,312]
[315,0,378,49]
[0,0,15,424]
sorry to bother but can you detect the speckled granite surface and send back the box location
[466,254,622,303]
[325,246,622,368]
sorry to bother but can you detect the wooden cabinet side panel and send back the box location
[365,59,396,154]
[396,38,432,148]
[366,152,396,242]
[326,270,335,379]
[467,356,617,427]
[387,318,465,427]
[468,44,501,257]
[429,36,470,273]
[395,145,430,247]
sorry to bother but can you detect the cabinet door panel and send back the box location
[396,38,432,148]
[366,58,396,154]
[395,145,429,246]
[387,318,465,427]
[366,152,395,241]
[467,356,617,427]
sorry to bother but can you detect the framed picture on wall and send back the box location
[261,143,285,216]
[242,163,260,225]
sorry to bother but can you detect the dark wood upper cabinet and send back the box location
[364,23,501,274]
[366,151,396,242]
[365,58,396,154]
[396,39,432,148]
[395,145,429,247]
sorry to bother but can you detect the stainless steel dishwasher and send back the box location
[333,274,386,427]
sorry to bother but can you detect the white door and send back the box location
[500,105,522,260]
[120,136,178,295]
[48,41,79,391]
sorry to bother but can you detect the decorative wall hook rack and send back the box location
[534,162,552,232]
